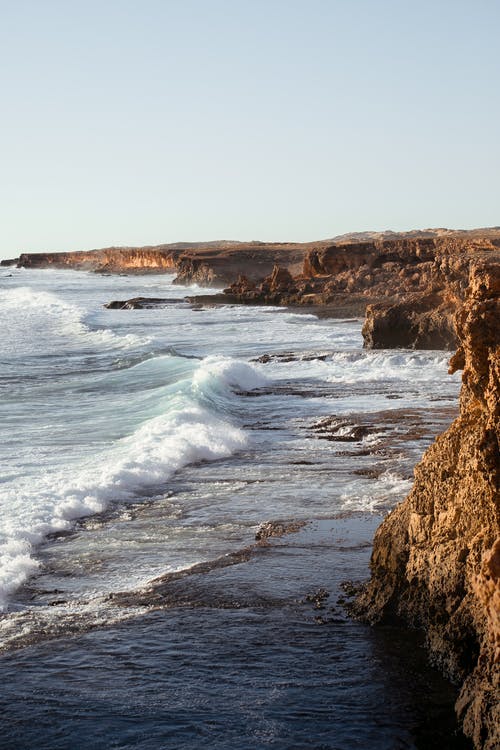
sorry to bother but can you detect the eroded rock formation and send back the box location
[9,227,500,745]
[354,262,500,749]
[13,230,500,350]
[14,241,315,282]
[222,235,500,349]
[16,247,179,273]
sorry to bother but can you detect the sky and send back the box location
[1,0,499,259]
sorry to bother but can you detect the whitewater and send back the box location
[0,266,461,617]
[0,266,472,749]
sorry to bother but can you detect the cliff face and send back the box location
[17,247,179,273]
[354,262,500,749]
[15,241,313,284]
[18,250,106,270]
[172,244,309,287]
[13,229,500,350]
[225,236,500,349]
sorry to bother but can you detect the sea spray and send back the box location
[0,354,266,611]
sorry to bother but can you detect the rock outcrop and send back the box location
[12,228,500,350]
[172,244,309,287]
[362,292,458,350]
[16,247,180,273]
[223,236,499,349]
[353,261,500,749]
[14,241,315,282]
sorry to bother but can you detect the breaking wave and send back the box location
[0,355,265,611]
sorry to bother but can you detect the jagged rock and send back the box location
[255,519,305,541]
[353,261,500,749]
[362,292,458,350]
[172,246,309,287]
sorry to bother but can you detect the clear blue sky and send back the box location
[1,0,499,258]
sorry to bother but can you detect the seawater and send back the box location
[0,267,469,749]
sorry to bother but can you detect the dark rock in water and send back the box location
[186,293,240,306]
[255,519,306,541]
[304,587,330,609]
[0,258,18,267]
[310,416,371,442]
[104,297,186,309]
[252,351,329,364]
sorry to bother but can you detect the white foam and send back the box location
[0,286,144,354]
[323,350,456,384]
[193,355,268,392]
[0,355,264,611]
[341,470,413,513]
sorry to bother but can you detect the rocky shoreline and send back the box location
[8,227,500,351]
[5,226,500,746]
[353,263,500,749]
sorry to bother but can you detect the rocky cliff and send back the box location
[16,247,180,273]
[13,230,500,350]
[14,241,316,281]
[353,261,500,749]
[9,227,500,745]
[224,235,500,349]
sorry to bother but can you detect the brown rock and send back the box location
[13,228,500,352]
[362,292,458,350]
[353,261,500,749]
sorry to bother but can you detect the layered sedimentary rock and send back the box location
[171,243,311,287]
[16,247,180,273]
[15,241,315,281]
[13,228,500,349]
[224,235,500,349]
[354,262,500,749]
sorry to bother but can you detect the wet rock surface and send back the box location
[105,297,187,309]
[255,519,306,541]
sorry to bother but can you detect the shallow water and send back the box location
[0,267,468,748]
[0,519,470,750]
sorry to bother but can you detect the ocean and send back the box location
[0,267,470,749]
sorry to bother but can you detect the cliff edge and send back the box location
[353,261,500,749]
[224,235,500,349]
[11,229,500,351]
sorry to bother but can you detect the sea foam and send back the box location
[0,286,144,355]
[0,355,264,611]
